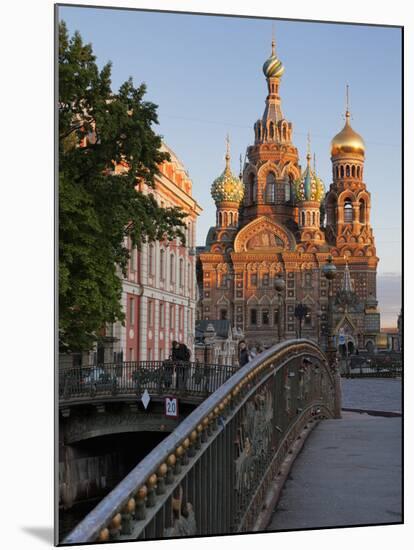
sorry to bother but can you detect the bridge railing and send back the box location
[59,361,239,402]
[63,339,338,544]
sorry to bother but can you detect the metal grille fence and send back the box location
[62,339,339,545]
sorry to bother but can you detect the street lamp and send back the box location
[294,303,308,339]
[322,255,337,363]
[274,274,285,342]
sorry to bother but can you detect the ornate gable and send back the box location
[234,216,296,253]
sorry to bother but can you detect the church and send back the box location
[197,38,380,353]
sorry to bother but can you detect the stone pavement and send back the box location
[341,378,402,413]
[267,411,402,531]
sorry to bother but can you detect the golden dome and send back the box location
[331,111,365,157]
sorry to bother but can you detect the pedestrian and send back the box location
[239,341,250,367]
[171,341,191,390]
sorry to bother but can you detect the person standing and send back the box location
[171,341,191,389]
[239,341,250,367]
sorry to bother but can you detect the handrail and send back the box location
[63,338,336,544]
[59,360,239,403]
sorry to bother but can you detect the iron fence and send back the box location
[344,364,402,378]
[62,339,338,544]
[59,361,239,402]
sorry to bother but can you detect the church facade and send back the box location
[197,38,380,353]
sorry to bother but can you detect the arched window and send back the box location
[266,172,276,203]
[284,179,290,202]
[306,211,311,226]
[283,124,287,141]
[218,212,223,226]
[250,309,257,325]
[269,122,275,140]
[249,173,256,203]
[170,253,175,283]
[335,166,339,179]
[301,211,306,226]
[344,198,353,223]
[179,258,184,287]
[312,211,316,225]
[160,249,165,280]
[262,309,270,325]
[340,166,344,178]
[359,199,366,224]
[229,212,233,226]
[351,165,356,178]
[224,212,228,226]
[346,165,350,177]
[148,244,154,276]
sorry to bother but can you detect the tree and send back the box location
[59,21,187,353]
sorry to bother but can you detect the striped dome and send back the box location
[263,54,284,78]
[293,157,325,203]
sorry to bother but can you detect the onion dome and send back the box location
[331,110,365,157]
[293,152,325,203]
[211,138,244,204]
[262,39,284,79]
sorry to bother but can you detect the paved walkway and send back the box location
[340,378,402,413]
[267,411,402,531]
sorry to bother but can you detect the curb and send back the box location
[341,407,402,418]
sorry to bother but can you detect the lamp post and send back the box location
[322,255,337,362]
[322,255,341,419]
[274,274,285,342]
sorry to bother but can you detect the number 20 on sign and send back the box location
[164,396,179,419]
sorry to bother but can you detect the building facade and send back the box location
[106,143,202,362]
[197,39,380,352]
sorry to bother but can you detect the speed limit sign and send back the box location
[164,396,179,419]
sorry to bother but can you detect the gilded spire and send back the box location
[271,22,276,56]
[345,83,351,125]
[225,133,230,171]
[306,132,311,163]
[331,85,365,157]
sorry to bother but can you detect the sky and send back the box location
[59,5,402,327]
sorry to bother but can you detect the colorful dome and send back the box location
[331,111,365,157]
[211,141,244,204]
[262,39,284,79]
[293,154,325,203]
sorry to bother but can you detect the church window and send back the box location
[262,273,269,287]
[306,212,311,226]
[304,312,312,326]
[273,310,279,325]
[305,272,312,287]
[249,173,256,203]
[359,199,366,224]
[229,212,233,225]
[218,212,223,226]
[266,172,276,203]
[220,309,228,321]
[262,310,270,325]
[346,165,350,177]
[224,212,228,226]
[344,199,353,223]
[250,273,257,287]
[269,122,275,140]
[340,166,344,178]
[351,165,356,178]
[250,309,257,325]
[301,211,306,226]
[312,212,316,225]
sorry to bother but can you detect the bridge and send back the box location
[60,338,343,543]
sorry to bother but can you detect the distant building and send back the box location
[194,320,243,366]
[197,38,380,353]
[104,143,202,363]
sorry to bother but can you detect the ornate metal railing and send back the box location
[59,361,238,402]
[343,363,402,378]
[62,339,339,544]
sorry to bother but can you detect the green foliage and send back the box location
[59,21,187,352]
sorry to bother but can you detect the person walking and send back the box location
[171,341,191,390]
[238,341,250,367]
